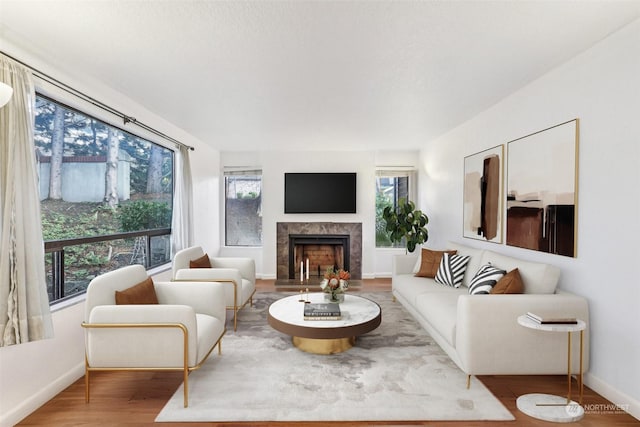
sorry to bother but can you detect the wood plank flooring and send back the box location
[18,279,639,426]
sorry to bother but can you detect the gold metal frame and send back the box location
[174,278,256,331]
[81,322,225,407]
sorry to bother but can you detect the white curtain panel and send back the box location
[171,145,194,255]
[0,55,53,346]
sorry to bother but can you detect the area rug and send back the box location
[156,292,514,422]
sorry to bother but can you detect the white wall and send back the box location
[0,40,219,426]
[419,19,640,419]
[220,150,420,278]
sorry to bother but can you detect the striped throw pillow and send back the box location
[435,253,471,288]
[469,263,507,295]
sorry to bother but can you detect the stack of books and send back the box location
[304,303,342,320]
[526,311,577,325]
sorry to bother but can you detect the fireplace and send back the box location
[277,222,362,280]
[288,234,350,280]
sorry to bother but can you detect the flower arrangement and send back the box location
[320,267,350,302]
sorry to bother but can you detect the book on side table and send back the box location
[526,311,577,324]
[304,303,342,320]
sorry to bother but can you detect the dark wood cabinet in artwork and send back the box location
[544,205,575,257]
[507,205,575,257]
[506,206,543,251]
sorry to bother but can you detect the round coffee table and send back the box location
[267,293,381,354]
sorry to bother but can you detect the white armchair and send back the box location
[172,246,256,331]
[82,264,226,407]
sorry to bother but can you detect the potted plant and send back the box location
[382,198,429,253]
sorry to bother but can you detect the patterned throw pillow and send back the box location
[435,253,471,288]
[469,263,507,295]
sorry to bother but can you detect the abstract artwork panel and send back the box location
[506,119,579,257]
[463,145,504,243]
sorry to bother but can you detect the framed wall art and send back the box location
[463,144,504,243]
[506,119,579,257]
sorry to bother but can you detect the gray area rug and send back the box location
[156,292,514,422]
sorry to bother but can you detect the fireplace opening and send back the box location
[288,234,350,280]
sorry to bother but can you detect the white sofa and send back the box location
[392,241,589,382]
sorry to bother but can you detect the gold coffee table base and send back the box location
[292,336,355,354]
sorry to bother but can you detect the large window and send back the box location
[375,169,416,248]
[35,95,174,304]
[224,170,262,246]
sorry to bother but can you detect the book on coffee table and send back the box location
[526,311,577,324]
[304,303,342,320]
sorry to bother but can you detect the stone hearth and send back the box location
[277,222,362,280]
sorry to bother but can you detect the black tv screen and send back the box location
[285,173,357,214]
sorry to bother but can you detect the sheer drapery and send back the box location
[171,145,194,255]
[0,54,53,346]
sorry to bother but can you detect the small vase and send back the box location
[325,292,344,303]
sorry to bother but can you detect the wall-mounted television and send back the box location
[284,172,357,214]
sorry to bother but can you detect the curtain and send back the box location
[0,54,54,346]
[171,145,194,255]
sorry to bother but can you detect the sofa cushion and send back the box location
[393,275,461,306]
[435,253,470,288]
[115,277,159,305]
[479,251,560,294]
[447,242,485,287]
[491,268,524,294]
[415,291,463,347]
[414,248,457,278]
[468,264,507,295]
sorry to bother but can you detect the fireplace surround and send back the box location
[277,222,362,280]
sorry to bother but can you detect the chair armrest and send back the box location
[154,281,226,321]
[456,293,589,375]
[87,304,197,327]
[392,254,418,277]
[210,257,255,283]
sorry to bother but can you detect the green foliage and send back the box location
[236,191,259,199]
[118,200,172,232]
[41,205,118,241]
[41,203,118,279]
[375,192,393,247]
[382,198,429,253]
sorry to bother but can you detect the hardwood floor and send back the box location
[18,279,639,426]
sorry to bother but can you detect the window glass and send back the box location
[224,171,262,246]
[375,171,415,248]
[35,94,174,304]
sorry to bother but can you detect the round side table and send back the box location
[516,315,586,423]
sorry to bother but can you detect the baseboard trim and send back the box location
[585,372,640,421]
[0,362,84,427]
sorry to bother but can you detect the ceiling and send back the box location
[1,1,638,152]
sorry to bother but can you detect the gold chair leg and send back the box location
[183,367,189,408]
[466,375,471,389]
[233,307,238,331]
[218,340,222,355]
[85,369,90,403]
